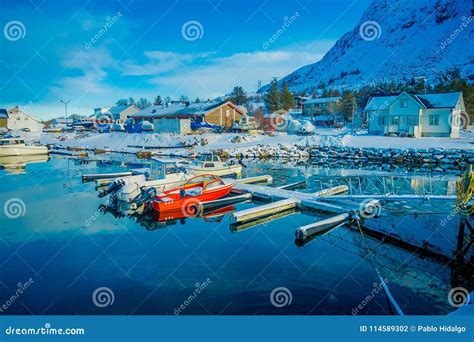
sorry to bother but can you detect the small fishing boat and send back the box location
[190,154,242,176]
[151,174,235,212]
[100,159,191,203]
[0,138,49,157]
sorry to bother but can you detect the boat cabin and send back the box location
[196,154,223,168]
[149,159,185,179]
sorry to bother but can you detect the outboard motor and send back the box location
[132,186,158,208]
[98,178,126,198]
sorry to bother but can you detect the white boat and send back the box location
[0,138,49,157]
[102,159,191,203]
[190,154,242,176]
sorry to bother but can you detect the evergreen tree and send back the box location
[164,96,172,105]
[280,81,294,110]
[137,98,151,110]
[153,95,163,106]
[336,91,355,122]
[128,97,135,106]
[195,97,201,103]
[179,95,189,102]
[116,98,128,106]
[264,80,280,112]
[228,86,247,105]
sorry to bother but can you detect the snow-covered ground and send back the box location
[34,128,474,156]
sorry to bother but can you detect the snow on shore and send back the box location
[37,128,474,156]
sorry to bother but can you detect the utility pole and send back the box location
[351,97,356,134]
[60,99,71,125]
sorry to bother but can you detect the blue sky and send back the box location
[0,0,371,119]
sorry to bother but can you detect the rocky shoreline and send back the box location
[231,144,473,171]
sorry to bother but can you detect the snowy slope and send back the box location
[263,0,474,93]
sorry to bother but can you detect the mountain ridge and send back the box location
[261,0,474,94]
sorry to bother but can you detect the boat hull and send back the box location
[152,181,234,212]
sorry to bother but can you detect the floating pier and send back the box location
[230,198,299,224]
[295,213,351,240]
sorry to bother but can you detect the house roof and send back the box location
[130,101,245,119]
[416,92,462,108]
[364,96,397,111]
[303,96,341,105]
[364,92,462,111]
[0,108,8,119]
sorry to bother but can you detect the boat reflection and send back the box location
[99,202,236,231]
[0,154,50,174]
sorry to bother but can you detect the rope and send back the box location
[352,212,405,316]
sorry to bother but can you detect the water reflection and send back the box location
[0,154,49,174]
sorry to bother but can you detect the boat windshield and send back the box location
[198,155,220,163]
[205,178,225,190]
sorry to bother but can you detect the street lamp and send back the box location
[60,99,70,125]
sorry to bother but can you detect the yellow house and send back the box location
[0,109,8,128]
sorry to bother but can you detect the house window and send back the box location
[400,99,408,108]
[400,116,406,124]
[408,115,418,125]
[377,117,386,125]
[429,115,440,126]
[390,116,399,125]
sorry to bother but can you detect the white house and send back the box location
[364,91,466,138]
[7,106,44,132]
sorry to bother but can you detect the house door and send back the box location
[398,116,407,133]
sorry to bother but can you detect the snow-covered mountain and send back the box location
[262,0,474,93]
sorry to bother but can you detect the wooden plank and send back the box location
[230,198,299,224]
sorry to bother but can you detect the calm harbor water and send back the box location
[0,155,462,315]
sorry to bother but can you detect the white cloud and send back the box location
[35,40,335,118]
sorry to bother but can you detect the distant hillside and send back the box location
[261,0,474,93]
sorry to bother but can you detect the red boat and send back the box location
[151,174,236,213]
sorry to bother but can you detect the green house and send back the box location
[364,91,466,138]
